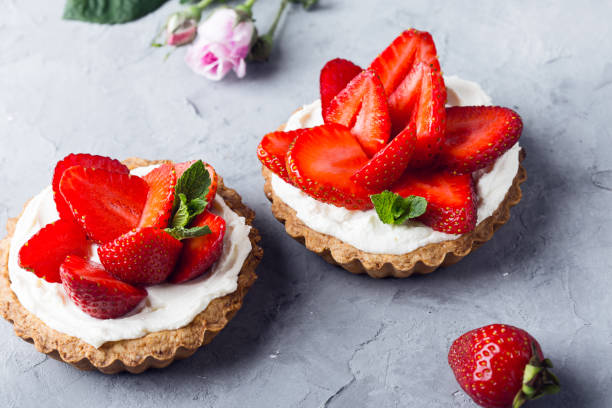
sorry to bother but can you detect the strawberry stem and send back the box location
[512,342,560,408]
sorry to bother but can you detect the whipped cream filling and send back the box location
[271,76,520,255]
[8,165,252,348]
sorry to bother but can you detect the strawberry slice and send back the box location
[390,63,446,167]
[60,255,147,319]
[368,30,446,167]
[391,169,477,234]
[52,154,129,222]
[59,166,149,243]
[324,70,391,157]
[351,121,416,192]
[169,211,226,284]
[98,227,183,286]
[319,58,363,116]
[174,160,218,208]
[441,106,523,174]
[138,163,176,228]
[18,219,88,283]
[368,29,441,96]
[257,129,298,183]
[286,123,372,210]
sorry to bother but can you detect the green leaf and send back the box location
[63,0,169,24]
[187,197,208,224]
[170,193,190,229]
[289,0,318,10]
[166,160,214,238]
[165,225,211,240]
[174,160,211,208]
[370,190,427,225]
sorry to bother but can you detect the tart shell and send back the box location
[0,158,263,374]
[263,150,526,278]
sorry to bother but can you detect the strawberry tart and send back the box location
[258,29,526,278]
[0,155,262,373]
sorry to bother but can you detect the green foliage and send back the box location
[63,0,169,24]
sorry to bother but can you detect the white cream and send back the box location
[272,76,520,255]
[8,165,252,348]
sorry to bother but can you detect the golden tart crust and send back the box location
[0,158,263,374]
[263,150,526,278]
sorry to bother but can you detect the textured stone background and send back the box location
[1,0,611,407]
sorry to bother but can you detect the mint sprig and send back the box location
[172,160,211,212]
[370,190,427,225]
[164,160,212,240]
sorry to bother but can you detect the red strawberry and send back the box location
[174,160,218,208]
[368,29,441,96]
[391,169,476,234]
[368,30,446,167]
[257,129,298,183]
[18,219,88,283]
[138,164,176,228]
[319,58,363,116]
[52,154,129,222]
[324,70,391,157]
[441,106,523,174]
[449,324,560,408]
[286,124,372,210]
[60,255,147,319]
[59,166,149,243]
[98,228,183,286]
[351,121,416,192]
[389,63,446,167]
[169,211,226,283]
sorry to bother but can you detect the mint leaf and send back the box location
[167,160,213,238]
[370,190,427,225]
[174,160,211,208]
[63,0,168,24]
[187,198,207,223]
[170,193,189,229]
[165,226,211,240]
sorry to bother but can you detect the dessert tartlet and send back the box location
[257,29,526,278]
[0,155,262,373]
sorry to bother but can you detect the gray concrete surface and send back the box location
[1,0,611,407]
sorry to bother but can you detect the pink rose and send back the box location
[185,8,256,81]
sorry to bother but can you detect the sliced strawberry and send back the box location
[368,30,446,167]
[60,256,147,319]
[174,160,218,208]
[351,121,416,192]
[169,211,226,284]
[286,123,372,210]
[52,154,129,222]
[441,106,523,174]
[391,169,477,234]
[368,29,441,96]
[98,227,182,286]
[395,64,446,167]
[257,129,298,183]
[18,219,88,283]
[319,58,363,116]
[324,70,391,157]
[59,166,149,243]
[138,164,176,228]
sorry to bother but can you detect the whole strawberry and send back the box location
[448,324,560,408]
